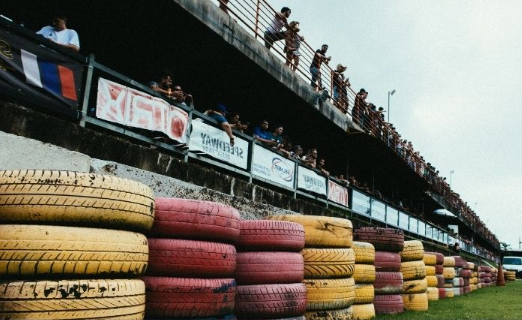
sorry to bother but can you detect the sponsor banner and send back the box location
[328,180,348,206]
[0,27,82,118]
[189,120,249,169]
[251,144,295,188]
[96,78,188,143]
[297,165,327,196]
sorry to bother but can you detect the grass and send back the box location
[375,280,522,320]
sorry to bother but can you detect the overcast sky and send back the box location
[238,0,522,249]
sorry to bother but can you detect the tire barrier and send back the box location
[435,264,443,275]
[354,227,404,252]
[147,238,236,278]
[354,284,375,304]
[402,292,428,311]
[351,303,376,320]
[235,252,304,285]
[443,267,456,280]
[303,278,356,311]
[304,306,354,320]
[400,260,426,281]
[452,256,465,268]
[144,277,236,319]
[425,252,444,265]
[353,264,376,284]
[373,294,403,315]
[302,248,355,278]
[374,251,401,272]
[352,241,375,264]
[443,257,455,267]
[425,265,436,276]
[374,272,403,294]
[400,240,424,262]
[238,220,305,251]
[402,278,428,294]
[423,253,437,266]
[266,215,353,248]
[0,279,146,319]
[151,198,240,243]
[0,224,148,278]
[426,287,439,301]
[0,169,155,232]
[426,275,438,287]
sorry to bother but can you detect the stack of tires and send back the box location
[234,219,307,319]
[470,263,480,290]
[0,169,155,319]
[425,252,445,300]
[400,240,428,311]
[355,227,404,315]
[442,256,456,299]
[459,261,473,294]
[490,267,498,286]
[423,252,439,301]
[352,241,376,320]
[451,256,466,296]
[267,215,356,320]
[504,270,516,282]
[478,266,492,288]
[144,198,240,319]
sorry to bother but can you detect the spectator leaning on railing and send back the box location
[253,119,276,147]
[332,64,350,113]
[309,44,331,90]
[284,21,304,71]
[206,104,235,147]
[37,14,80,52]
[264,7,291,50]
[228,112,249,133]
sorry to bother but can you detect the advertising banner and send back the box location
[0,28,83,118]
[96,78,188,143]
[189,120,249,169]
[251,144,295,188]
[297,165,327,196]
[328,180,348,206]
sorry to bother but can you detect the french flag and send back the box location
[20,49,78,101]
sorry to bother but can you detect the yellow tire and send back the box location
[443,256,455,267]
[0,279,145,319]
[423,253,437,266]
[443,267,456,280]
[305,306,353,320]
[426,275,438,287]
[355,284,375,304]
[425,265,436,276]
[444,288,455,298]
[352,303,376,320]
[302,248,355,278]
[426,287,439,301]
[267,215,353,247]
[400,241,424,262]
[466,262,475,270]
[402,292,428,311]
[0,225,148,277]
[303,278,356,310]
[400,261,426,281]
[353,264,376,284]
[0,170,155,232]
[353,241,375,264]
[402,278,427,294]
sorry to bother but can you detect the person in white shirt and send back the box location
[37,15,80,52]
[264,7,291,50]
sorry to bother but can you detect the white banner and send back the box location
[297,165,327,196]
[189,121,249,169]
[328,180,349,206]
[96,78,189,143]
[251,144,295,188]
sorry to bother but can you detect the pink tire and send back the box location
[374,272,403,294]
[374,294,404,314]
[374,251,401,272]
[235,284,307,318]
[238,220,305,252]
[235,252,304,285]
[354,227,404,252]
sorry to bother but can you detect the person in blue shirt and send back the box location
[253,120,276,147]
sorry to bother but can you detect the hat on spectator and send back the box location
[359,88,368,94]
[216,103,228,114]
[336,64,347,73]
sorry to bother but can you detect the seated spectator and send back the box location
[253,120,276,147]
[207,104,235,146]
[37,15,80,52]
[317,158,330,176]
[228,112,249,133]
[303,148,318,168]
[289,144,304,160]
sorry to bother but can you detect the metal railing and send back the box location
[213,0,499,250]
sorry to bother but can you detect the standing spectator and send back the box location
[317,158,330,176]
[218,0,229,14]
[264,7,291,50]
[253,120,276,147]
[352,88,368,127]
[309,44,331,90]
[270,124,284,149]
[332,64,350,113]
[37,15,80,52]
[208,104,235,146]
[284,21,304,71]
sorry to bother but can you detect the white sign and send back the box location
[189,121,249,169]
[96,78,189,143]
[328,180,349,206]
[251,144,295,188]
[297,165,327,196]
